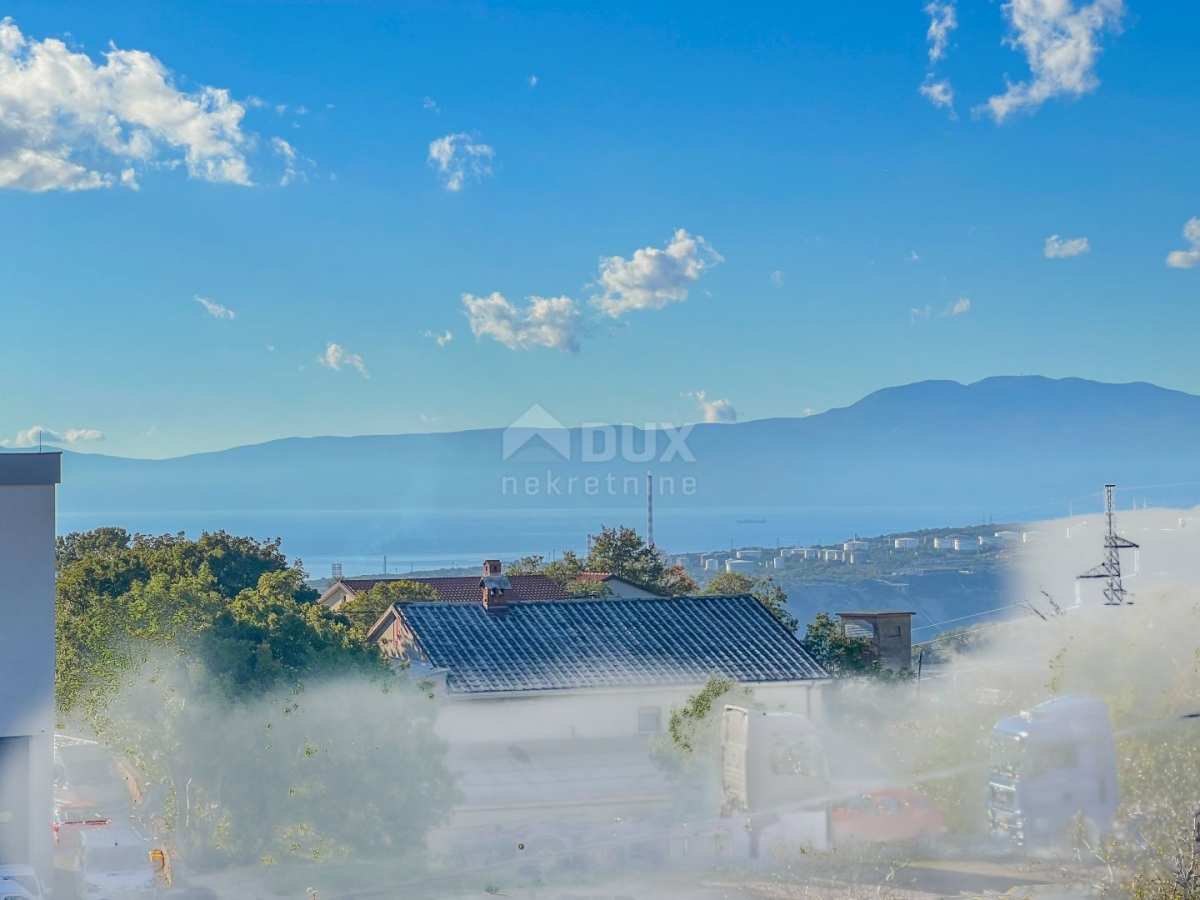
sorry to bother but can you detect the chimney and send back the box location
[480,559,510,613]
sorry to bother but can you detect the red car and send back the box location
[52,800,110,849]
[831,788,945,849]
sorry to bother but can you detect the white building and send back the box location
[368,592,829,838]
[0,453,60,880]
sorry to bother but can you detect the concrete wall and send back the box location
[433,681,823,744]
[0,453,60,880]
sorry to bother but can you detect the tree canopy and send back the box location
[701,572,798,633]
[55,529,454,867]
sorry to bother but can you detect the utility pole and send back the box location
[646,471,654,549]
[1077,484,1139,605]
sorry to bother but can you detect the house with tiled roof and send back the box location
[370,581,829,844]
[367,590,829,744]
[574,572,666,599]
[317,559,570,609]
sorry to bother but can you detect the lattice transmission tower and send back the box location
[1077,484,1139,605]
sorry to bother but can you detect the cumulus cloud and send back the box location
[528,75,538,88]
[979,0,1125,123]
[462,292,583,353]
[0,17,268,191]
[686,390,737,424]
[925,1,958,62]
[317,342,369,378]
[1,425,105,447]
[428,133,494,191]
[771,270,784,287]
[920,76,956,113]
[910,305,932,323]
[421,328,453,347]
[590,229,723,318]
[422,96,439,113]
[1044,234,1090,258]
[195,296,235,320]
[1166,217,1200,270]
[943,296,971,316]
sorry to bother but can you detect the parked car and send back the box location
[0,865,49,900]
[75,826,158,899]
[831,788,945,849]
[0,879,37,900]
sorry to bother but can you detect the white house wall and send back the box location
[433,682,823,744]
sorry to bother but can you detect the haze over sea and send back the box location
[60,501,1048,576]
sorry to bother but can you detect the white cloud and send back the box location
[925,1,958,62]
[910,305,932,323]
[979,0,1125,123]
[0,17,264,191]
[294,105,309,116]
[1,425,104,447]
[317,342,369,378]
[590,229,723,317]
[271,136,304,186]
[462,292,583,353]
[428,133,494,191]
[422,328,453,347]
[943,296,971,316]
[529,75,538,88]
[420,413,446,424]
[686,390,737,424]
[908,250,921,262]
[422,96,440,113]
[803,407,817,417]
[1044,234,1090,258]
[920,76,956,113]
[770,269,784,287]
[195,295,235,320]
[1166,217,1200,270]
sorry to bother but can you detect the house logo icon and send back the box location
[502,404,572,462]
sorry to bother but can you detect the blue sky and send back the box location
[1,0,1198,458]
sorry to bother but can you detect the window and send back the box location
[637,707,662,733]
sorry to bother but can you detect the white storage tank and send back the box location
[703,557,720,572]
[725,558,758,574]
[843,540,869,553]
[736,548,763,560]
[894,537,920,550]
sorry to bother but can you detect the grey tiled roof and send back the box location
[394,594,829,695]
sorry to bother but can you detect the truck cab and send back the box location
[74,826,157,899]
[987,695,1118,848]
[720,706,832,857]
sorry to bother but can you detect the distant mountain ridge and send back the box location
[45,376,1200,517]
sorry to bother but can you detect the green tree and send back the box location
[54,529,456,866]
[336,580,438,644]
[505,555,545,575]
[659,564,700,597]
[585,525,664,587]
[541,549,586,586]
[702,572,798,633]
[800,611,878,677]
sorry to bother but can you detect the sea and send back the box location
[57,502,1013,578]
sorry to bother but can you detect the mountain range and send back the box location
[34,376,1200,527]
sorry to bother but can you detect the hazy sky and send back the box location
[1,0,1198,458]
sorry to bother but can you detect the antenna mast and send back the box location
[1077,484,1139,605]
[646,471,655,549]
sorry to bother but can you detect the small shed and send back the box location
[837,610,916,672]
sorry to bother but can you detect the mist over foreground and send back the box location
[38,502,1200,900]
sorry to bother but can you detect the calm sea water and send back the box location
[58,503,999,578]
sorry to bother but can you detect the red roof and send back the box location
[339,574,570,604]
[575,572,614,582]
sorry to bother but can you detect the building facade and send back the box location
[0,453,60,880]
